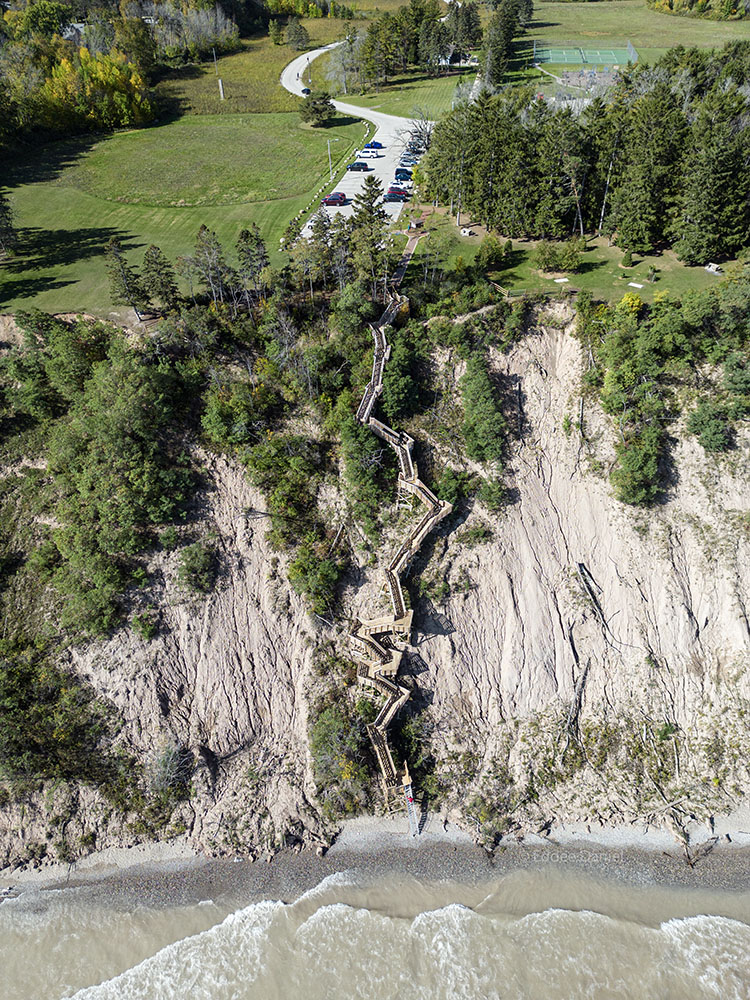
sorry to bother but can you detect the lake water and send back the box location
[3,865,750,999]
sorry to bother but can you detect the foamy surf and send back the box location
[64,895,750,1000]
[4,869,750,1000]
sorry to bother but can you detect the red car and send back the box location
[322,192,347,206]
[387,186,410,197]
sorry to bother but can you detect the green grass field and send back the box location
[406,209,726,304]
[0,113,365,315]
[155,21,351,115]
[521,1,750,66]
[310,54,475,118]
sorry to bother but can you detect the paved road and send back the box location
[280,45,418,232]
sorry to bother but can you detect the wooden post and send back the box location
[218,78,225,100]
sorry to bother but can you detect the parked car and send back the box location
[364,141,384,149]
[358,149,379,158]
[394,168,412,181]
[322,192,347,206]
[347,161,371,171]
[400,158,418,167]
[301,87,311,95]
[384,192,408,202]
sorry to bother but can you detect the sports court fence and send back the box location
[532,39,638,66]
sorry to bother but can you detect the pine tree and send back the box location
[300,91,335,126]
[236,225,269,303]
[351,175,389,298]
[673,90,750,265]
[105,238,149,320]
[268,19,283,45]
[611,83,686,254]
[141,245,179,313]
[0,189,17,260]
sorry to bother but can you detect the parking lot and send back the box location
[280,47,422,233]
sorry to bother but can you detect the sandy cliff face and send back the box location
[65,456,326,859]
[4,306,748,867]
[401,306,750,832]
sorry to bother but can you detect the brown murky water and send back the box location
[3,867,750,999]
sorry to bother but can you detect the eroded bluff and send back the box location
[4,305,749,865]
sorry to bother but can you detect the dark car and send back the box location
[384,192,408,202]
[394,168,412,181]
[322,192,347,206]
[364,141,384,149]
[301,87,311,95]
[347,161,371,171]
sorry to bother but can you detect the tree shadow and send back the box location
[0,272,74,305]
[3,134,106,188]
[3,226,142,275]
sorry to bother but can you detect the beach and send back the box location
[2,813,750,1000]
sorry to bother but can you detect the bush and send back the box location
[687,401,732,452]
[611,426,664,505]
[177,542,216,593]
[460,356,506,464]
[478,477,506,510]
[288,539,340,615]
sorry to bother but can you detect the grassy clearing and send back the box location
[521,2,750,64]
[155,21,351,114]
[0,113,366,315]
[330,70,472,119]
[406,209,727,304]
[8,114,365,208]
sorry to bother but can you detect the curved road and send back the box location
[280,45,417,230]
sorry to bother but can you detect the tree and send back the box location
[351,174,390,298]
[105,238,149,320]
[0,190,17,260]
[300,90,335,126]
[268,19,284,45]
[142,245,179,313]
[113,18,156,79]
[482,0,519,87]
[673,89,750,264]
[460,355,506,463]
[286,18,310,51]
[236,225,269,304]
[18,0,71,38]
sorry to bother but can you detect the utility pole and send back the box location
[213,47,218,75]
[327,138,340,181]
[218,78,225,100]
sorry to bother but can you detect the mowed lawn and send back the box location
[318,69,474,119]
[522,1,750,64]
[1,113,365,315]
[156,21,351,115]
[404,210,726,304]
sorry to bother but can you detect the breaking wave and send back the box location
[65,894,750,1000]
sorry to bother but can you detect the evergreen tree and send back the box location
[268,19,283,45]
[0,189,17,260]
[105,238,149,320]
[300,90,336,126]
[351,175,390,298]
[673,89,750,264]
[236,225,269,303]
[141,245,179,313]
[611,83,686,253]
[286,18,310,51]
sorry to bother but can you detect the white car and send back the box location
[358,149,380,158]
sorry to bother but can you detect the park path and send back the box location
[280,45,417,230]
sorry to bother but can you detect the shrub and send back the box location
[460,356,506,464]
[687,401,732,452]
[177,542,216,593]
[478,477,506,510]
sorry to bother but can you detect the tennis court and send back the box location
[533,41,637,65]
